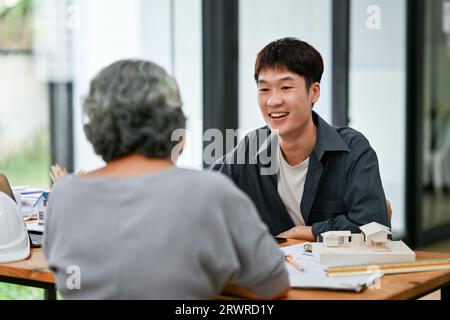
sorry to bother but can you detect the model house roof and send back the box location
[359,222,391,237]
[321,231,351,239]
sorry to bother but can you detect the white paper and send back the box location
[280,243,382,292]
[26,222,44,233]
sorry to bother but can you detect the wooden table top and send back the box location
[280,240,450,300]
[0,248,54,284]
[1,240,449,299]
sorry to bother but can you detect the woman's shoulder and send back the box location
[50,174,77,193]
[176,168,240,190]
[50,168,248,204]
[173,168,251,203]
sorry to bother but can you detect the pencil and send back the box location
[285,254,304,271]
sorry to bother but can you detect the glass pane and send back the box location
[422,0,450,230]
[0,0,50,300]
[349,0,407,237]
[0,0,51,189]
[67,0,202,171]
[239,0,333,133]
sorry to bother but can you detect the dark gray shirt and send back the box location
[44,168,288,299]
[210,111,391,239]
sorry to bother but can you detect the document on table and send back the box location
[26,221,44,233]
[15,188,47,220]
[280,243,382,292]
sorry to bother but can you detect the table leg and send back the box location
[442,284,449,300]
[44,287,57,300]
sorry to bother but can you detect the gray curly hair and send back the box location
[83,59,186,162]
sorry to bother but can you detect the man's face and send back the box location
[257,68,320,140]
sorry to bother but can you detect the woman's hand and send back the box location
[50,164,84,183]
[50,164,68,183]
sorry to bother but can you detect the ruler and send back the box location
[325,258,450,277]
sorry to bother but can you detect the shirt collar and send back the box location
[312,111,350,160]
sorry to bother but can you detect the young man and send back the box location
[210,38,390,241]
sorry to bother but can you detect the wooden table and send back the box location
[280,240,450,300]
[1,241,449,300]
[0,248,56,299]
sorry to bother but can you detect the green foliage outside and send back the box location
[0,283,44,300]
[0,0,33,49]
[0,0,54,301]
[0,283,62,300]
[0,127,51,188]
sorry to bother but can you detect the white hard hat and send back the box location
[0,191,30,263]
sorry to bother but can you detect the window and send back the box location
[349,0,407,237]
[70,0,203,171]
[239,0,333,133]
[421,0,450,232]
[0,0,50,188]
[0,0,50,300]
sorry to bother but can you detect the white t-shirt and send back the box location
[277,145,309,226]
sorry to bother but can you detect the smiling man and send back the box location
[210,37,391,241]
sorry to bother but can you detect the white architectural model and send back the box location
[321,231,351,247]
[313,222,415,266]
[359,222,391,248]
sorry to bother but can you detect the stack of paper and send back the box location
[26,221,44,233]
[280,243,382,292]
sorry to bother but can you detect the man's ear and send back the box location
[310,82,321,105]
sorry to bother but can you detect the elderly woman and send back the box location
[43,60,289,300]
